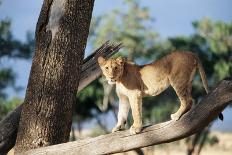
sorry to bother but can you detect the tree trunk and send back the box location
[14,0,94,153]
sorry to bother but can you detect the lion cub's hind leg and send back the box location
[171,86,193,121]
[170,68,196,121]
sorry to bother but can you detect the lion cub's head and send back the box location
[98,56,125,84]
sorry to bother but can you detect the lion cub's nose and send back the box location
[110,78,116,82]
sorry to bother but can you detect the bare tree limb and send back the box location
[0,41,122,154]
[78,41,122,91]
[21,78,232,155]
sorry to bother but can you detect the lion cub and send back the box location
[98,51,209,135]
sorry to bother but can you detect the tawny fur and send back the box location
[98,51,209,135]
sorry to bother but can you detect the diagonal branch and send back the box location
[0,41,122,154]
[22,78,232,155]
[78,41,122,91]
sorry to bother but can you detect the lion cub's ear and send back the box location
[116,57,126,65]
[98,56,106,66]
[116,57,125,66]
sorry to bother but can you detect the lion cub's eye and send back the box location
[105,67,109,70]
[115,67,118,70]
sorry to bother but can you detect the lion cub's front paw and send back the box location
[129,125,142,135]
[112,124,125,133]
[171,113,181,121]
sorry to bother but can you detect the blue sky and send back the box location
[1,0,232,41]
[0,0,231,131]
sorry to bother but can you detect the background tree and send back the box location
[89,0,158,60]
[0,15,34,120]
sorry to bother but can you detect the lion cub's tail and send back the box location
[197,58,224,121]
[197,60,209,94]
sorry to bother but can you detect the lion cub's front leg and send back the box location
[129,95,143,135]
[112,94,130,133]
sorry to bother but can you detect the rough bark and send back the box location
[0,41,122,154]
[0,105,22,155]
[14,0,95,153]
[20,78,232,155]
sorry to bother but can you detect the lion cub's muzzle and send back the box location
[106,77,117,84]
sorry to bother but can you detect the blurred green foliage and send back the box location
[0,18,34,98]
[75,80,104,122]
[90,126,108,137]
[0,18,34,59]
[89,0,158,60]
[0,6,34,119]
[207,135,219,146]
[0,68,15,98]
[0,97,21,120]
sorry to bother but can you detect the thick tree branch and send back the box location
[22,78,232,155]
[0,41,122,154]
